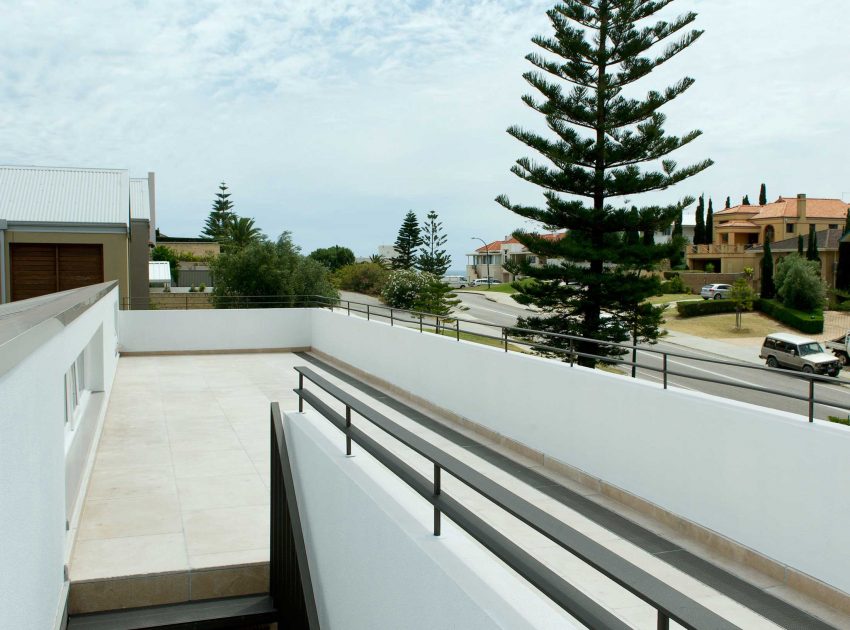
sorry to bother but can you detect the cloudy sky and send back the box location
[2,0,849,268]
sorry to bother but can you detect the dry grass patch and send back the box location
[646,293,698,305]
[663,311,792,339]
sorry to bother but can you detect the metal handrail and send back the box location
[293,365,738,630]
[123,291,850,422]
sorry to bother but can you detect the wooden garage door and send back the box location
[10,243,104,301]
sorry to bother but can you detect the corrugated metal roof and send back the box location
[129,177,150,221]
[0,165,129,225]
[148,261,172,283]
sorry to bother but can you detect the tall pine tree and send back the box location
[725,196,731,209]
[201,182,236,240]
[694,195,706,244]
[761,235,775,299]
[670,210,684,268]
[759,183,767,206]
[496,1,711,366]
[391,210,422,270]
[417,211,452,276]
[706,198,714,244]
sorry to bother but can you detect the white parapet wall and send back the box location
[0,284,120,630]
[310,309,850,597]
[285,410,578,629]
[118,308,312,353]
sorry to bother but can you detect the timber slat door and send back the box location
[10,243,104,301]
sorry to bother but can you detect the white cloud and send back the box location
[1,0,848,264]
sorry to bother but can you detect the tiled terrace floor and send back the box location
[69,352,302,612]
[70,352,850,627]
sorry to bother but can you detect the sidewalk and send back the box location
[455,289,539,311]
[661,329,763,365]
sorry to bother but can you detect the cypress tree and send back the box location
[694,195,706,245]
[391,210,422,270]
[706,198,714,244]
[797,234,804,255]
[759,183,767,206]
[670,210,684,268]
[201,182,236,240]
[806,224,820,263]
[417,211,452,276]
[742,194,751,206]
[496,1,711,366]
[725,196,731,209]
[837,211,850,290]
[761,236,775,299]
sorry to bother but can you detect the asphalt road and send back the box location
[335,290,850,420]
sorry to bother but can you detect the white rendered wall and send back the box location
[311,309,850,595]
[0,288,119,630]
[285,411,577,629]
[118,308,311,353]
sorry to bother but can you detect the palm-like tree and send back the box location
[369,254,388,268]
[226,216,264,249]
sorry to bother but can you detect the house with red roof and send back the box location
[466,233,565,283]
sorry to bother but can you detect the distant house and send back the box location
[466,233,565,282]
[687,194,849,278]
[0,165,155,305]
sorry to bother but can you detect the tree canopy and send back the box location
[392,211,422,270]
[201,182,236,241]
[496,0,711,365]
[417,211,452,276]
[309,246,356,272]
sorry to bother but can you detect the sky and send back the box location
[2,0,849,268]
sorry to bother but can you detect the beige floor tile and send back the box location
[78,493,182,540]
[86,466,177,501]
[168,424,243,452]
[176,473,268,511]
[71,533,188,580]
[171,449,257,479]
[95,445,173,470]
[183,505,269,557]
[188,548,269,570]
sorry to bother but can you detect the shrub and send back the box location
[659,275,688,294]
[309,246,356,272]
[677,299,737,317]
[704,263,715,273]
[663,271,678,280]
[199,283,206,292]
[757,299,824,334]
[382,269,459,316]
[827,416,850,427]
[774,254,825,311]
[334,263,389,296]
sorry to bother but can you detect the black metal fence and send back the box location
[293,366,738,630]
[123,292,850,423]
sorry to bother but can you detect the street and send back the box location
[335,290,850,420]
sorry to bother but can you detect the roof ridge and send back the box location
[0,164,128,173]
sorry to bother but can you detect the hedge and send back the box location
[676,299,737,317]
[757,299,824,334]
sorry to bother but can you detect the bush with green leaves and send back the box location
[210,232,337,307]
[381,269,459,316]
[334,263,389,296]
[774,254,826,312]
[309,246,356,272]
[151,245,179,283]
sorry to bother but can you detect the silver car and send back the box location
[760,333,841,376]
[700,283,732,300]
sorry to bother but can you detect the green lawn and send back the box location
[646,293,698,305]
[432,327,525,352]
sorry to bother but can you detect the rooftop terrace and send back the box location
[3,282,850,629]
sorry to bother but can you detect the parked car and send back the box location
[473,278,502,286]
[700,283,732,300]
[825,331,850,366]
[760,333,841,376]
[442,275,468,288]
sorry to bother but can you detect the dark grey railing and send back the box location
[123,291,850,422]
[293,365,739,630]
[271,403,320,629]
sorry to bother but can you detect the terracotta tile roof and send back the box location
[716,220,758,229]
[475,232,565,252]
[717,197,849,221]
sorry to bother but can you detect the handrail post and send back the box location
[345,405,352,455]
[503,328,508,352]
[631,344,637,379]
[298,373,304,413]
[569,339,575,367]
[433,463,441,536]
[657,611,669,630]
[390,308,394,326]
[419,314,423,333]
[367,304,370,321]
[436,317,440,336]
[347,300,350,316]
[456,319,460,341]
[663,353,668,390]
[809,379,815,423]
